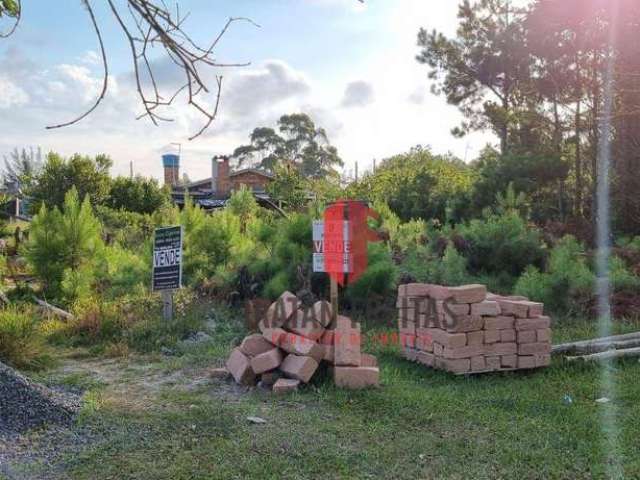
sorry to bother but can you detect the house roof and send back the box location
[229,168,274,179]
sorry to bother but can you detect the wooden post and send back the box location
[162,290,173,321]
[330,277,338,327]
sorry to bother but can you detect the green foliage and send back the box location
[95,206,155,251]
[107,175,170,214]
[0,0,19,16]
[349,147,475,223]
[26,188,104,303]
[515,236,594,314]
[227,185,258,233]
[232,113,344,178]
[28,152,113,210]
[346,243,398,305]
[495,182,530,218]
[459,212,545,280]
[2,147,42,189]
[0,307,48,370]
[401,243,470,287]
[266,165,308,210]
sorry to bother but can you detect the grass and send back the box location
[9,312,640,479]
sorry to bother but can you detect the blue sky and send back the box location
[0,0,496,181]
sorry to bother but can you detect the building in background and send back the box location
[163,154,276,211]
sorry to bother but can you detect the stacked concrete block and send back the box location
[397,283,552,374]
[225,291,379,392]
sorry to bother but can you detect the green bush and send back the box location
[346,243,398,306]
[515,236,594,314]
[0,307,48,370]
[459,212,545,280]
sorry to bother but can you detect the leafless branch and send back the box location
[46,0,108,130]
[50,0,258,139]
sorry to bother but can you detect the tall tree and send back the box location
[417,0,532,154]
[2,147,43,190]
[232,113,343,178]
[28,152,113,210]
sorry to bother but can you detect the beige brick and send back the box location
[521,301,544,317]
[398,283,430,297]
[398,320,416,336]
[285,309,325,341]
[320,344,334,363]
[398,309,418,323]
[449,284,487,304]
[471,301,501,316]
[427,284,452,300]
[333,366,379,389]
[519,342,552,356]
[518,356,536,369]
[485,356,501,370]
[334,316,361,366]
[310,300,333,328]
[260,370,282,386]
[537,328,551,343]
[467,330,485,346]
[319,329,335,346]
[265,291,299,328]
[433,342,444,356]
[445,315,484,333]
[250,348,284,375]
[427,329,467,349]
[262,326,288,346]
[517,330,537,344]
[272,378,300,394]
[417,351,434,367]
[497,300,529,318]
[226,348,256,385]
[501,355,518,368]
[470,356,486,372]
[443,345,485,359]
[240,334,275,357]
[278,331,324,361]
[485,342,518,355]
[396,297,426,309]
[361,353,378,367]
[280,354,319,383]
[399,333,417,349]
[484,316,515,331]
[484,329,501,344]
[415,333,434,352]
[500,329,516,343]
[438,358,470,374]
[516,316,551,331]
[535,354,551,367]
[437,301,470,316]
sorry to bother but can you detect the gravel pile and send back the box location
[0,361,80,435]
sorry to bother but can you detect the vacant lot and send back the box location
[3,316,640,480]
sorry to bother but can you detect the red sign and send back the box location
[323,200,380,286]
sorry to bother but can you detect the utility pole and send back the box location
[355,161,359,182]
[130,160,133,178]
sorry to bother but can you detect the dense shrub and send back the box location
[0,307,48,369]
[346,243,398,306]
[459,212,545,280]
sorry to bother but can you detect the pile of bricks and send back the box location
[397,283,552,374]
[225,291,380,392]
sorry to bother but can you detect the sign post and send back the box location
[152,226,183,321]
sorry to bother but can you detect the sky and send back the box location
[0,0,498,182]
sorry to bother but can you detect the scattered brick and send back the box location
[497,300,529,318]
[285,309,325,341]
[361,353,378,367]
[272,378,300,394]
[250,348,284,375]
[278,331,324,362]
[260,370,282,386]
[226,348,256,386]
[310,300,333,328]
[240,334,275,357]
[280,354,319,383]
[333,366,380,389]
[334,316,361,366]
[265,291,299,328]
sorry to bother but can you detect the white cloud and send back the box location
[341,80,374,108]
[0,77,29,108]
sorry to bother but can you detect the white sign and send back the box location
[312,220,351,273]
